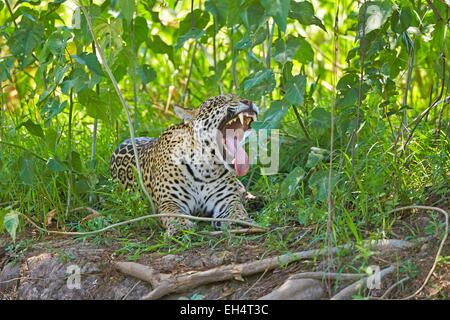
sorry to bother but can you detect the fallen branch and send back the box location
[115,262,169,288]
[289,272,366,281]
[112,238,424,300]
[331,265,396,300]
[259,278,324,300]
[201,228,268,236]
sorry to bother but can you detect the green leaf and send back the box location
[0,57,15,82]
[46,31,69,57]
[147,35,174,62]
[273,36,313,64]
[179,9,210,35]
[134,16,148,47]
[391,7,417,34]
[118,0,135,24]
[40,98,68,121]
[310,107,331,136]
[293,37,314,64]
[235,28,267,50]
[241,69,276,100]
[289,1,326,31]
[69,151,83,172]
[72,52,105,76]
[7,16,44,68]
[305,147,329,169]
[78,88,121,123]
[19,153,36,185]
[137,64,157,84]
[358,1,392,37]
[280,166,306,199]
[205,0,240,27]
[18,119,44,138]
[308,170,337,203]
[240,1,266,31]
[4,210,20,243]
[261,0,290,32]
[252,100,289,130]
[47,158,68,173]
[284,75,306,105]
[175,28,205,49]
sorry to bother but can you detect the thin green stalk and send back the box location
[131,16,139,129]
[231,26,237,90]
[65,88,74,217]
[80,5,156,213]
[351,0,367,178]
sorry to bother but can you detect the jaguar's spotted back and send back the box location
[110,94,259,235]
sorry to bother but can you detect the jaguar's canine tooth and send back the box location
[238,113,244,125]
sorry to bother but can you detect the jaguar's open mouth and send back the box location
[219,110,257,176]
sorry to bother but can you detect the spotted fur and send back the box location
[110,94,258,235]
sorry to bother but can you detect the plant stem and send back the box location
[80,5,156,213]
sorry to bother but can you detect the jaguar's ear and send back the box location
[174,105,199,122]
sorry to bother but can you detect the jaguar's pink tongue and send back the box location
[225,133,250,176]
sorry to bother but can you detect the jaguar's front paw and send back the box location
[162,217,195,236]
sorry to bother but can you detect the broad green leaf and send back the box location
[134,16,148,47]
[205,0,240,27]
[69,151,83,172]
[240,1,266,31]
[391,7,418,34]
[4,210,20,243]
[40,98,68,121]
[280,166,306,198]
[0,57,15,82]
[293,37,314,64]
[284,75,306,105]
[45,31,70,57]
[306,147,329,169]
[261,0,290,32]
[235,28,267,50]
[358,1,392,37]
[179,9,210,35]
[18,119,44,138]
[175,28,205,49]
[308,170,337,202]
[118,0,135,24]
[241,69,276,100]
[19,153,36,185]
[7,16,44,68]
[137,64,157,84]
[47,158,68,173]
[60,67,90,94]
[310,107,331,136]
[147,35,174,62]
[94,19,123,57]
[78,88,121,123]
[289,1,326,31]
[72,52,105,76]
[273,36,313,64]
[252,100,289,130]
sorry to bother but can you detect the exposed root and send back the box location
[388,205,448,300]
[112,238,424,300]
[289,272,366,281]
[331,265,396,300]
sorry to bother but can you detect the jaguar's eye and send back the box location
[226,108,235,116]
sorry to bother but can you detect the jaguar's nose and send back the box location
[241,99,259,115]
[251,103,260,115]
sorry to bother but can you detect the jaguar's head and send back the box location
[174,94,259,176]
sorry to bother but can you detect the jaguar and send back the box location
[110,94,259,235]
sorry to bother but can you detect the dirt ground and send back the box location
[0,210,448,300]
